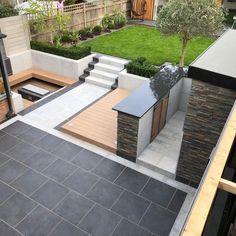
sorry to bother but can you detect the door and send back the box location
[159,95,169,130]
[151,102,162,141]
[135,0,154,20]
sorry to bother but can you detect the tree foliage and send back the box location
[156,0,225,67]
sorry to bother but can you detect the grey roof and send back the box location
[191,29,236,79]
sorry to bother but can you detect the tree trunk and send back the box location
[179,32,189,68]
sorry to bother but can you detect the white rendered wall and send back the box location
[12,92,24,113]
[118,70,149,91]
[179,77,192,112]
[9,50,32,74]
[137,107,153,156]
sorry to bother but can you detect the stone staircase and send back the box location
[79,55,129,89]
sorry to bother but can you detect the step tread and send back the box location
[95,62,123,72]
[90,69,118,79]
[100,55,129,64]
[86,76,114,86]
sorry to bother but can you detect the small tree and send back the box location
[25,0,71,44]
[156,0,225,67]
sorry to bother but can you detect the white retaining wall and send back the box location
[137,107,153,156]
[118,70,149,91]
[166,77,192,121]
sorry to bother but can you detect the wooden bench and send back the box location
[9,68,75,87]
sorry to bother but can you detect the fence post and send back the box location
[83,3,86,28]
[104,0,106,15]
[120,0,122,11]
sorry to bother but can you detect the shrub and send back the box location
[126,58,158,78]
[59,31,78,43]
[64,0,76,6]
[84,27,94,38]
[113,11,127,28]
[93,25,102,35]
[102,14,114,29]
[78,29,88,40]
[0,3,18,18]
[31,41,91,60]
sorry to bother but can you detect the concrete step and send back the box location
[94,63,123,74]
[85,76,114,89]
[90,69,118,82]
[99,55,129,68]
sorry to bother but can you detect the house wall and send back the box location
[137,107,153,156]
[224,0,236,10]
[176,80,236,186]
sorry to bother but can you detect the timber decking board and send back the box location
[9,68,75,87]
[62,88,130,153]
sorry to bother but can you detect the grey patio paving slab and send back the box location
[30,180,69,209]
[0,152,10,166]
[18,127,48,144]
[2,121,32,137]
[10,169,48,196]
[0,134,21,153]
[6,142,39,162]
[0,130,6,138]
[0,221,22,236]
[52,141,83,161]
[48,221,89,236]
[0,192,37,226]
[0,121,188,236]
[42,159,77,183]
[71,149,104,171]
[79,204,121,236]
[16,206,61,236]
[0,181,16,204]
[54,191,94,225]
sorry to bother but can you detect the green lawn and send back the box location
[80,26,215,66]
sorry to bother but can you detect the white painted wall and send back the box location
[9,50,32,74]
[166,77,192,121]
[31,50,94,80]
[137,107,153,156]
[12,92,24,113]
[166,79,183,121]
[118,70,149,91]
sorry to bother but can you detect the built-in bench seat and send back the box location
[8,68,75,87]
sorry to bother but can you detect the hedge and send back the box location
[126,57,158,78]
[31,41,91,60]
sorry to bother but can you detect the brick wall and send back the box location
[0,98,9,123]
[176,80,236,186]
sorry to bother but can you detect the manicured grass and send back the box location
[80,26,215,66]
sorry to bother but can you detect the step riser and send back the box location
[86,78,113,89]
[99,58,126,68]
[90,71,117,82]
[94,64,122,74]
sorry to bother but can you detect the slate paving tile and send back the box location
[0,130,6,138]
[111,219,152,236]
[111,191,150,224]
[30,180,69,209]
[0,152,10,166]
[0,192,37,226]
[0,160,28,184]
[79,205,121,236]
[16,206,61,236]
[43,159,77,182]
[52,141,83,161]
[63,168,98,195]
[23,149,57,172]
[6,142,39,162]
[115,168,149,194]
[0,134,21,153]
[54,192,93,225]
[86,179,123,208]
[2,121,32,137]
[140,203,177,236]
[72,149,104,171]
[92,158,125,182]
[0,181,16,204]
[35,134,64,152]
[18,127,47,144]
[0,221,22,236]
[168,190,187,213]
[140,178,176,207]
[48,221,89,236]
[10,169,48,196]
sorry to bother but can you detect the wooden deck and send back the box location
[9,68,75,87]
[61,88,130,153]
